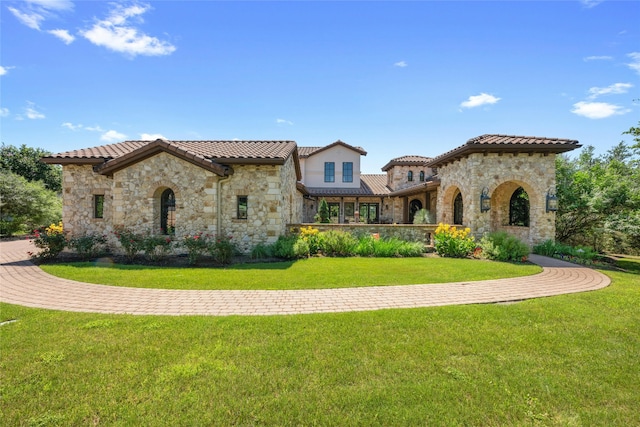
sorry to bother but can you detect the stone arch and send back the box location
[151,184,180,235]
[440,184,465,225]
[490,179,542,244]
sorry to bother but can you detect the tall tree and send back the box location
[0,144,62,192]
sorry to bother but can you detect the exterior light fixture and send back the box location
[480,187,491,212]
[546,185,558,212]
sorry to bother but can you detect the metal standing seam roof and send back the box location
[304,174,391,197]
[427,134,581,168]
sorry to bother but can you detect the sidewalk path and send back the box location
[0,239,611,316]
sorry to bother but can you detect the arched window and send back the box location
[160,188,176,234]
[408,171,414,182]
[509,187,530,226]
[453,192,463,224]
[419,171,425,182]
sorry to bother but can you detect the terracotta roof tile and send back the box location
[427,134,581,168]
[298,140,367,158]
[381,155,432,171]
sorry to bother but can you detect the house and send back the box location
[42,134,580,252]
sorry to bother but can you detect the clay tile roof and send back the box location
[42,140,300,177]
[305,174,390,197]
[381,155,432,171]
[427,134,581,168]
[298,140,367,158]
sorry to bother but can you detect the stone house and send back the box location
[43,134,580,252]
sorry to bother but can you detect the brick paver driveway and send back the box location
[0,239,610,316]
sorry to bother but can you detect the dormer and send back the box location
[381,155,433,191]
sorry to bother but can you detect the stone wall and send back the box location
[386,165,434,191]
[436,152,557,246]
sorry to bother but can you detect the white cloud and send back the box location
[48,29,75,44]
[587,83,633,99]
[627,52,640,75]
[25,102,45,119]
[583,55,613,61]
[460,93,501,109]
[0,108,10,117]
[101,130,127,142]
[8,0,73,31]
[571,101,631,119]
[276,118,293,126]
[394,61,408,68]
[62,122,82,130]
[7,6,45,30]
[580,0,604,8]
[85,125,105,132]
[80,2,176,57]
[0,66,14,76]
[140,133,166,140]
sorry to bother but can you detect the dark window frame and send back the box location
[342,162,353,183]
[408,171,414,182]
[94,194,104,219]
[324,162,335,182]
[237,195,248,220]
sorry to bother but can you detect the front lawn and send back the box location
[2,258,637,425]
[40,257,541,290]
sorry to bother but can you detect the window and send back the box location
[419,171,425,182]
[359,203,379,224]
[453,192,463,224]
[161,188,176,235]
[324,162,335,182]
[408,171,413,182]
[94,195,104,219]
[342,162,353,182]
[344,202,355,217]
[328,203,340,222]
[509,187,530,226]
[237,196,248,219]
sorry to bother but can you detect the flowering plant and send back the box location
[113,227,145,261]
[181,233,210,264]
[434,223,476,258]
[30,222,66,261]
[68,234,108,260]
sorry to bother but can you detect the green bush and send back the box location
[68,234,108,260]
[272,235,298,259]
[480,231,529,262]
[355,236,424,257]
[114,227,146,262]
[180,233,209,265]
[209,236,238,265]
[319,230,358,257]
[142,235,173,261]
[250,243,273,259]
[532,239,557,257]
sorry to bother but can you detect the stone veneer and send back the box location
[61,151,300,254]
[436,152,557,246]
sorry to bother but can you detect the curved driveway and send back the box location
[0,239,610,316]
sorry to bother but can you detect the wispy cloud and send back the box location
[80,2,176,57]
[101,129,127,142]
[140,133,166,140]
[626,52,640,75]
[571,101,631,119]
[276,118,293,126]
[24,102,45,120]
[8,0,73,33]
[48,29,75,44]
[0,108,10,118]
[394,61,408,68]
[583,55,613,62]
[580,0,604,8]
[460,93,501,109]
[587,83,633,99]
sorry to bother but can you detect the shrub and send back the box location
[250,243,273,259]
[142,235,173,261]
[180,233,209,265]
[209,236,238,265]
[68,234,108,260]
[319,230,358,257]
[433,223,476,258]
[315,198,330,223]
[532,239,557,257]
[413,209,435,224]
[30,222,66,261]
[293,239,311,258]
[480,231,529,262]
[114,227,145,262]
[272,235,298,259]
[299,225,322,255]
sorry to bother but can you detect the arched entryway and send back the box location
[409,199,422,223]
[509,186,530,227]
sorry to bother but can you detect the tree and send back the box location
[0,170,62,236]
[0,144,62,192]
[315,198,330,223]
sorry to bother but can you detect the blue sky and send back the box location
[1,0,639,173]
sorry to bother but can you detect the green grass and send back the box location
[39,257,541,290]
[2,258,637,425]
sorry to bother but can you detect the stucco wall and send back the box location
[302,145,362,188]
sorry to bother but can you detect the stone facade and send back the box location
[436,152,557,246]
